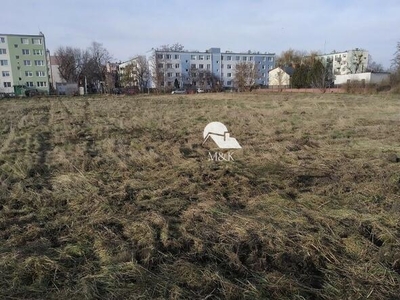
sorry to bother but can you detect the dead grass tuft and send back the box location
[0,93,399,299]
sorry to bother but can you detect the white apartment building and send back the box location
[319,48,369,75]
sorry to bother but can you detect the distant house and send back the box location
[334,72,390,86]
[268,66,294,88]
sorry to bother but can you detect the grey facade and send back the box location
[153,47,275,89]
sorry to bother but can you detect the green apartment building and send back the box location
[0,33,50,95]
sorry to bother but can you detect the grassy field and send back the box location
[0,92,399,299]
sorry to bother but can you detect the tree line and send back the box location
[55,42,112,92]
[54,41,396,93]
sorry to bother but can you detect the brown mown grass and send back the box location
[0,92,399,299]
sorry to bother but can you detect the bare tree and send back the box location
[136,55,150,92]
[83,42,112,84]
[54,46,84,83]
[234,62,259,91]
[55,41,112,93]
[391,42,400,71]
[346,49,367,74]
[157,43,184,51]
[366,55,384,72]
[276,49,306,67]
[390,42,400,86]
[309,60,328,89]
[150,52,166,92]
[105,62,118,92]
[275,69,285,89]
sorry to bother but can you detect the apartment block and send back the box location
[0,33,49,95]
[319,48,369,75]
[152,47,275,89]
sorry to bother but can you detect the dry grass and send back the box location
[0,92,399,299]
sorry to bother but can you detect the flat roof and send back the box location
[155,49,275,55]
[0,33,45,37]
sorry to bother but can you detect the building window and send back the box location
[157,54,163,59]
[227,56,232,61]
[0,48,6,54]
[34,60,44,66]
[206,55,210,60]
[33,49,43,55]
[174,63,180,68]
[24,60,31,66]
[14,44,18,48]
[36,71,45,77]
[269,65,273,70]
[262,57,266,61]
[199,64,204,69]
[199,55,204,60]
[21,38,29,44]
[22,49,30,55]
[158,63,163,69]
[227,81,232,86]
[227,73,232,77]
[166,54,171,59]
[0,37,5,43]
[0,59,8,66]
[191,55,196,60]
[206,64,210,70]
[191,64,196,69]
[16,55,19,59]
[262,65,265,69]
[174,54,179,59]
[236,56,240,61]
[243,56,247,61]
[37,81,47,87]
[25,71,33,77]
[26,82,34,87]
[249,57,253,61]
[175,72,180,77]
[262,73,265,77]
[3,82,11,87]
[2,71,10,77]
[166,63,172,68]
[32,38,42,45]
[268,57,273,61]
[227,64,232,69]
[167,72,172,78]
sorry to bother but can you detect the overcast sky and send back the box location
[2,0,399,68]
